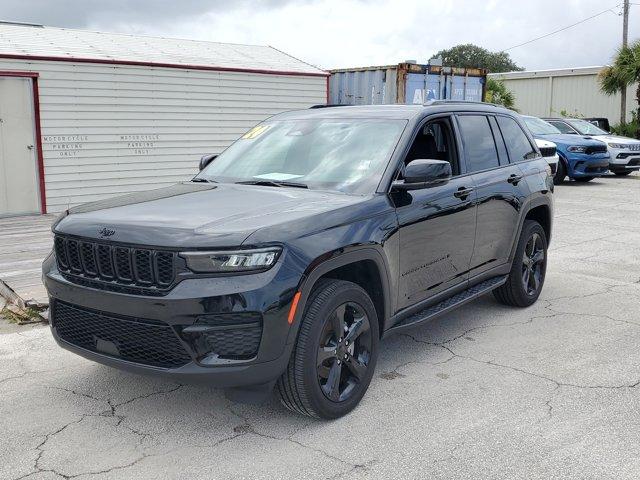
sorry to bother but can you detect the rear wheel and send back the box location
[494,220,547,307]
[574,176,594,182]
[614,171,632,176]
[277,279,379,419]
[553,159,566,184]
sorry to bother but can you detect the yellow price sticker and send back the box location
[242,125,271,139]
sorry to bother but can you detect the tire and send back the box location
[614,171,632,176]
[574,176,594,182]
[494,220,548,308]
[277,279,379,419]
[553,159,566,184]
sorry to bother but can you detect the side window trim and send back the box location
[488,116,510,165]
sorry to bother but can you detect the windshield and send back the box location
[522,116,561,135]
[566,119,608,136]
[197,118,407,194]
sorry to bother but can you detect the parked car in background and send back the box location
[583,117,611,132]
[522,116,609,184]
[544,118,640,176]
[534,138,559,175]
[44,102,553,419]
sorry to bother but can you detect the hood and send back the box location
[534,138,556,148]
[535,133,606,147]
[585,134,640,145]
[55,182,368,248]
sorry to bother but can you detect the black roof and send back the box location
[275,101,513,121]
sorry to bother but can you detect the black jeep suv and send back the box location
[44,102,553,419]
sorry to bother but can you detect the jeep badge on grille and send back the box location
[98,227,116,238]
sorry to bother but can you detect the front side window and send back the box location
[496,116,537,162]
[547,120,577,134]
[566,119,608,136]
[457,115,499,172]
[197,118,407,194]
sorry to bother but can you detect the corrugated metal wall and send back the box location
[0,59,326,213]
[489,68,638,120]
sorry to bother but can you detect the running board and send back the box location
[386,275,508,334]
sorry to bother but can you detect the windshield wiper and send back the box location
[236,180,308,189]
[191,177,217,183]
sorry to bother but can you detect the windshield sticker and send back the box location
[253,173,303,181]
[242,125,271,139]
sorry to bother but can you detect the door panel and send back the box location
[469,164,527,275]
[0,77,39,216]
[395,177,476,310]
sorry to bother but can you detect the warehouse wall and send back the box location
[489,68,638,121]
[0,59,327,213]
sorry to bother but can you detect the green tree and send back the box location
[434,44,524,73]
[485,78,516,110]
[599,40,640,138]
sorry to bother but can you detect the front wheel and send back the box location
[277,279,379,419]
[494,220,548,307]
[553,160,566,184]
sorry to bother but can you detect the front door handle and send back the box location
[454,186,474,200]
[507,173,523,185]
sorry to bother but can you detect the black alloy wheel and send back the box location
[278,279,379,419]
[493,220,548,307]
[317,302,373,402]
[522,232,545,296]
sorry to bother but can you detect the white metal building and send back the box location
[0,22,328,216]
[488,67,638,122]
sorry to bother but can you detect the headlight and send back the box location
[607,143,626,149]
[180,247,281,273]
[567,146,587,153]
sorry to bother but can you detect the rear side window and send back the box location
[457,115,499,172]
[496,116,538,162]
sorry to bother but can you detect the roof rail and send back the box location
[309,104,348,109]
[0,20,44,27]
[424,100,502,107]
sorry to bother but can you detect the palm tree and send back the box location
[485,78,516,110]
[599,40,640,138]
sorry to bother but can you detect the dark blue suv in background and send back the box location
[522,115,609,184]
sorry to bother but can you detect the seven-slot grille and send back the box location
[539,146,556,158]
[54,235,175,290]
[629,144,640,152]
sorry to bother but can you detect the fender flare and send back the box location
[285,246,393,345]
[507,195,552,264]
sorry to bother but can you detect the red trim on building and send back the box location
[0,71,47,214]
[0,54,330,78]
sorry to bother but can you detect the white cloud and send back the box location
[2,0,638,70]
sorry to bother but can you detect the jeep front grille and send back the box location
[54,234,176,292]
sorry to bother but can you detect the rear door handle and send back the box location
[507,174,523,185]
[454,186,474,199]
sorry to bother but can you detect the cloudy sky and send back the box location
[1,0,637,71]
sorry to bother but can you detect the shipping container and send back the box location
[0,22,328,215]
[329,63,487,106]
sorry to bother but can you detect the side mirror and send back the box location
[393,159,452,190]
[199,154,217,171]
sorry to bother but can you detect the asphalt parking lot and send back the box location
[2,174,640,480]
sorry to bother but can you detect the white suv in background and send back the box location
[544,118,640,176]
[534,138,559,175]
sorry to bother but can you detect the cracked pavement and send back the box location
[2,175,640,479]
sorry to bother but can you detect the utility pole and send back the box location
[621,0,629,124]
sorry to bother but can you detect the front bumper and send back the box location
[608,150,640,171]
[43,252,302,388]
[568,153,609,177]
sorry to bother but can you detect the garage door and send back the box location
[0,76,40,216]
